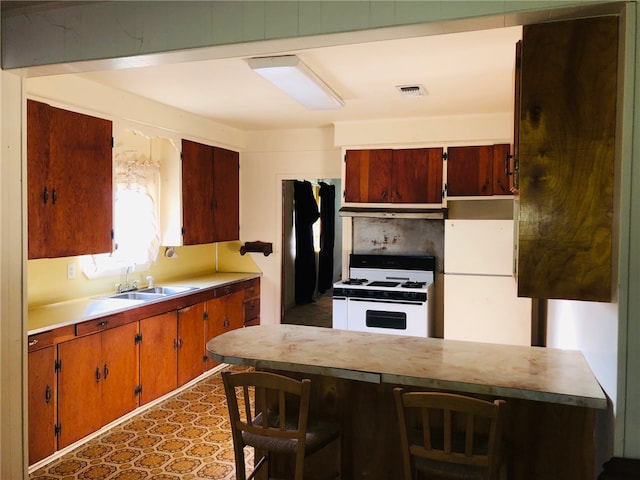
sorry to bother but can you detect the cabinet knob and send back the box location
[95,367,102,383]
[42,187,49,204]
[103,363,109,380]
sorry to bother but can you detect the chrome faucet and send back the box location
[117,265,138,293]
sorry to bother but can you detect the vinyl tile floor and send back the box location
[30,364,253,480]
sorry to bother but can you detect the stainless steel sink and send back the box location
[102,285,198,302]
[108,291,167,301]
[138,286,198,295]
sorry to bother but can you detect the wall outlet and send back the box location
[67,263,76,280]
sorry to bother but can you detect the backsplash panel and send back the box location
[352,218,444,272]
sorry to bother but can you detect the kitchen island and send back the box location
[207,324,609,480]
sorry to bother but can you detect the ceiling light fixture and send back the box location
[247,55,344,110]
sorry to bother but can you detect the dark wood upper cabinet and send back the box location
[393,148,443,203]
[447,144,512,197]
[516,16,618,302]
[27,100,113,259]
[344,149,393,203]
[181,139,239,245]
[212,146,240,242]
[345,147,443,204]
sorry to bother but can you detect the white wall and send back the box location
[242,128,341,324]
[547,300,619,406]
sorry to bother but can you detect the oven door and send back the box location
[347,297,428,337]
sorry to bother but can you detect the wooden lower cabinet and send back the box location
[177,301,207,386]
[139,311,178,405]
[28,345,56,464]
[206,290,244,369]
[29,280,258,464]
[57,322,138,448]
[243,278,261,327]
[139,302,209,402]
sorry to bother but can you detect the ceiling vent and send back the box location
[396,84,427,97]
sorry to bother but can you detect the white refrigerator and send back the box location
[444,219,531,346]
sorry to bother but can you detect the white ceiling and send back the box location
[78,25,523,131]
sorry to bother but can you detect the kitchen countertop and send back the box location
[28,272,260,335]
[207,324,607,409]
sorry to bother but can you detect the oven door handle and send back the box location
[349,298,425,306]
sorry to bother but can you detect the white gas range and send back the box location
[332,254,436,337]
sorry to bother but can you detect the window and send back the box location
[81,131,161,279]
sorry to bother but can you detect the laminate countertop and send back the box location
[28,272,260,335]
[207,324,607,409]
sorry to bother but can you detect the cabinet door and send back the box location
[57,334,102,448]
[139,312,178,405]
[48,106,113,257]
[177,302,206,387]
[447,145,493,196]
[212,147,240,242]
[28,346,56,464]
[392,147,443,203]
[27,100,52,259]
[207,291,244,367]
[517,17,618,301]
[182,139,215,245]
[101,322,139,425]
[492,144,512,195]
[344,149,393,203]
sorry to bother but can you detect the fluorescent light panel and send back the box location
[247,55,344,110]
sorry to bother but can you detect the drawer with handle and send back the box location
[75,313,126,336]
[27,330,54,352]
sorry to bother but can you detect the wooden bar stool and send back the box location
[394,388,507,480]
[222,370,341,480]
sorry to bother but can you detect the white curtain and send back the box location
[113,149,161,265]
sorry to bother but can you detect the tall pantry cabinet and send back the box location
[27,99,113,259]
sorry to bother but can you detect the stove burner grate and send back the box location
[401,281,427,288]
[368,281,401,287]
[343,278,368,285]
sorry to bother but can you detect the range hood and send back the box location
[338,206,447,219]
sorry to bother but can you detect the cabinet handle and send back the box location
[179,338,184,348]
[395,189,402,201]
[52,188,58,205]
[28,338,38,347]
[103,363,109,380]
[95,367,101,384]
[505,153,513,177]
[224,317,229,328]
[481,179,490,192]
[380,189,388,201]
[45,385,51,404]
[173,338,179,350]
[42,187,49,204]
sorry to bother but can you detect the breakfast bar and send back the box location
[207,324,609,479]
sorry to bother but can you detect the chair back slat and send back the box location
[394,389,506,480]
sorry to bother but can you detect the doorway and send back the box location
[281,178,342,326]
